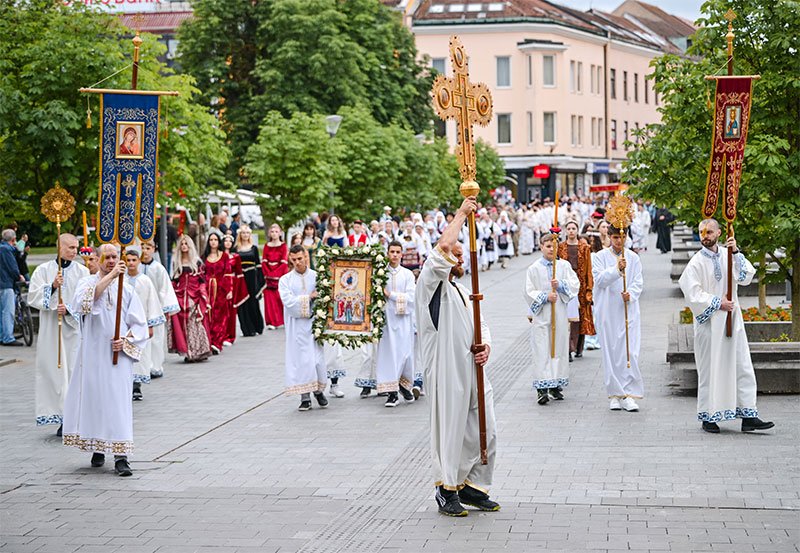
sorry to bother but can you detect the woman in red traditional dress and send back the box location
[202,232,232,354]
[261,223,289,330]
[222,234,248,345]
[169,235,211,363]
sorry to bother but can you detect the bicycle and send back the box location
[14,282,34,346]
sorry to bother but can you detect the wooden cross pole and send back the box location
[432,36,493,465]
[724,8,736,338]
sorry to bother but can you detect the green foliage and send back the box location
[0,0,230,241]
[475,139,508,204]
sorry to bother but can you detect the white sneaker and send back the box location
[266,324,276,330]
[609,398,622,411]
[329,384,345,398]
[621,397,639,412]
[222,341,232,347]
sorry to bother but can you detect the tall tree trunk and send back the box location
[758,251,767,317]
[792,237,800,342]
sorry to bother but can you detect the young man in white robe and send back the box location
[415,197,499,517]
[125,246,166,401]
[377,241,416,408]
[140,240,180,378]
[28,234,88,435]
[279,245,328,411]
[593,227,644,411]
[524,233,580,405]
[678,218,774,433]
[62,244,148,476]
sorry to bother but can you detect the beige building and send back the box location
[400,0,695,202]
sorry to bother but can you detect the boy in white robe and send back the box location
[140,241,180,378]
[377,241,416,408]
[279,245,328,411]
[62,244,148,476]
[678,218,774,433]
[593,228,644,411]
[524,233,580,405]
[415,197,499,517]
[28,234,88,434]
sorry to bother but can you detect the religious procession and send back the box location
[1,0,797,551]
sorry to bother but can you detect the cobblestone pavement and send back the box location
[1,235,798,553]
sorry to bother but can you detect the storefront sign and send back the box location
[586,162,609,174]
[532,164,550,179]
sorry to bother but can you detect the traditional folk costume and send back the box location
[376,264,416,406]
[262,242,288,328]
[558,241,596,358]
[679,246,769,429]
[224,252,249,344]
[28,259,88,427]
[169,263,211,362]
[237,245,265,336]
[593,247,644,407]
[415,247,496,498]
[524,256,579,401]
[126,272,165,387]
[63,275,147,459]
[204,252,233,351]
[141,258,179,377]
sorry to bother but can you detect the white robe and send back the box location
[679,246,758,422]
[140,259,179,376]
[519,213,535,254]
[63,275,148,454]
[355,343,377,389]
[523,258,579,389]
[415,247,495,492]
[126,273,165,384]
[376,265,416,393]
[632,210,651,250]
[279,268,326,395]
[592,247,644,398]
[28,260,88,426]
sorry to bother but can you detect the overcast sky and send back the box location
[556,0,705,23]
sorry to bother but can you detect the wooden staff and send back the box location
[725,14,735,338]
[550,190,559,358]
[619,228,631,368]
[56,216,63,369]
[82,211,88,247]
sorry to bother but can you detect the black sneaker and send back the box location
[459,485,500,512]
[549,387,564,400]
[132,383,143,401]
[399,385,415,402]
[314,392,329,408]
[741,417,775,432]
[115,458,132,477]
[435,487,468,517]
[90,453,105,467]
[575,352,583,358]
[569,352,574,362]
[385,392,399,408]
[360,387,372,398]
[56,424,62,437]
[537,389,549,405]
[702,421,720,433]
[377,392,388,397]
[298,400,312,411]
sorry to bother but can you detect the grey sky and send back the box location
[556,0,705,23]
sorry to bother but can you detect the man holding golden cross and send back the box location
[416,36,499,517]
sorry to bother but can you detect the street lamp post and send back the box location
[325,115,342,216]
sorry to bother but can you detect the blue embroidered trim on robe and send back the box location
[557,279,575,300]
[701,248,722,281]
[697,407,758,422]
[327,369,347,378]
[734,252,747,283]
[532,378,569,390]
[162,303,180,314]
[147,314,167,327]
[36,414,63,426]
[133,374,151,384]
[530,291,548,315]
[43,285,53,310]
[735,407,758,418]
[354,378,376,388]
[696,296,721,324]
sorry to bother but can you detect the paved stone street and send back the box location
[1,235,798,553]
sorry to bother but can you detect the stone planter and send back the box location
[745,321,792,342]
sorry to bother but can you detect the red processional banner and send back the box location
[702,76,756,222]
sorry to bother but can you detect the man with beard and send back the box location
[415,197,499,517]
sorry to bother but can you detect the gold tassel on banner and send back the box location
[86,97,92,129]
[705,85,712,110]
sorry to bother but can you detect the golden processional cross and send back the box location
[431,36,493,465]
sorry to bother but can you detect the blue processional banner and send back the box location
[97,92,160,245]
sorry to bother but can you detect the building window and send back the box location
[432,58,446,74]
[497,113,511,144]
[571,115,577,146]
[591,117,596,147]
[610,68,616,99]
[644,78,649,104]
[655,89,659,105]
[569,60,575,93]
[578,115,583,146]
[577,62,583,93]
[496,56,510,88]
[634,122,640,144]
[527,55,532,87]
[599,118,604,147]
[596,66,602,95]
[611,119,617,150]
[527,111,533,144]
[590,64,595,94]
[624,121,629,149]
[543,112,556,144]
[623,71,628,101]
[634,73,639,102]
[543,55,555,87]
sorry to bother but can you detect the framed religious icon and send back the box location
[312,243,388,348]
[115,121,145,159]
[724,105,741,139]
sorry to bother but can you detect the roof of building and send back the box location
[118,11,193,34]
[612,0,696,39]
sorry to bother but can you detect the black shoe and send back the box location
[702,421,720,433]
[569,352,574,362]
[56,424,62,437]
[377,392,388,397]
[459,485,501,512]
[537,389,549,405]
[115,458,132,477]
[2,340,24,347]
[741,417,775,432]
[150,371,163,379]
[399,386,415,402]
[385,392,399,408]
[314,392,328,408]
[575,352,583,358]
[549,387,564,401]
[132,383,142,401]
[298,400,312,411]
[90,453,105,467]
[360,387,372,398]
[435,487,468,517]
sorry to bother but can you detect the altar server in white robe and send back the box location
[679,218,774,434]
[62,244,147,477]
[524,233,579,405]
[377,241,416,408]
[29,234,88,433]
[125,246,165,400]
[593,228,644,412]
[416,197,499,518]
[140,241,179,378]
[279,245,328,411]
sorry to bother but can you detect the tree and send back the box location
[474,139,508,205]
[623,0,800,339]
[0,1,230,242]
